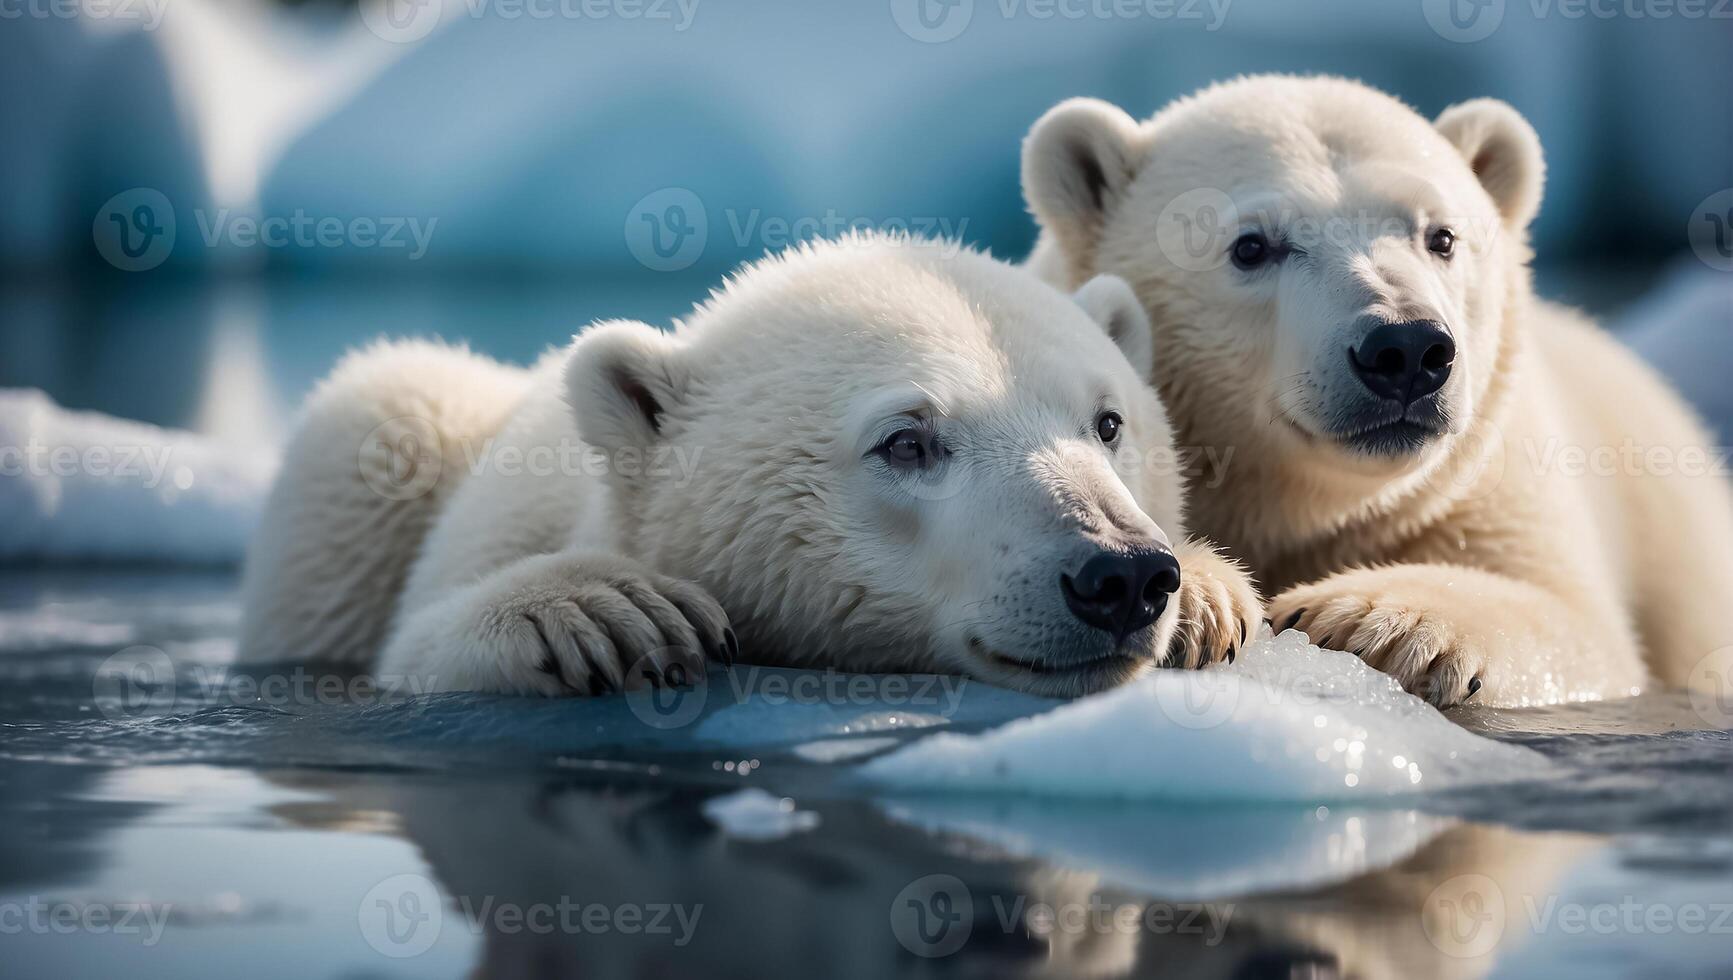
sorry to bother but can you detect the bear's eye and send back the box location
[1095,411,1123,445]
[1229,232,1274,271]
[879,428,930,468]
[1428,227,1456,258]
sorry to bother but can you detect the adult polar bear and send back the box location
[238,236,1260,696]
[1022,75,1733,708]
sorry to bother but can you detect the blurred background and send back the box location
[2,0,1730,451]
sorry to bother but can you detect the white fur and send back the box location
[1023,75,1733,707]
[239,236,1259,697]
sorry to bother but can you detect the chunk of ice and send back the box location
[0,389,275,564]
[860,628,1551,802]
[701,788,821,841]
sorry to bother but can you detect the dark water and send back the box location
[1,568,1730,980]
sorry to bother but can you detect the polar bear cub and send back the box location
[238,236,1260,697]
[1021,75,1733,707]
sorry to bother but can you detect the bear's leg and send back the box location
[376,550,734,695]
[1168,539,1263,669]
[1618,446,1733,691]
[1266,563,1648,708]
[237,341,528,666]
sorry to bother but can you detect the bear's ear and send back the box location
[1023,98,1144,282]
[1072,274,1154,380]
[564,320,687,452]
[1434,98,1546,230]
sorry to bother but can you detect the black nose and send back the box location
[1349,320,1455,403]
[1061,548,1182,642]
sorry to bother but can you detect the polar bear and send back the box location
[1021,75,1733,707]
[238,235,1260,697]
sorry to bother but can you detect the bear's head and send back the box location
[564,235,1189,695]
[1023,75,1542,505]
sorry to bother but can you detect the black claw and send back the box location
[723,628,739,666]
[1277,609,1307,633]
[535,650,580,695]
[1466,676,1483,699]
[1226,646,1236,665]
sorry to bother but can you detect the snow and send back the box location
[860,627,1552,802]
[0,389,275,564]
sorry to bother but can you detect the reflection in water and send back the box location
[251,770,1605,980]
[1,570,1730,979]
[0,757,1629,979]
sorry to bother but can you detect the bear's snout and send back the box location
[1060,547,1181,644]
[1348,318,1456,405]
